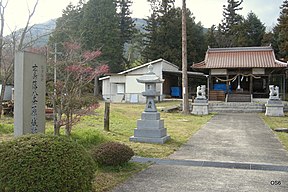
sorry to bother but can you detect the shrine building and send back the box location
[192,46,287,102]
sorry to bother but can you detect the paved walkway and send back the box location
[112,113,288,192]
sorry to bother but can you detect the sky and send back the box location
[3,0,284,35]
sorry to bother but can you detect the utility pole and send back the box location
[182,0,189,114]
[51,43,61,135]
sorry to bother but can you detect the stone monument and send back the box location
[265,85,284,116]
[14,51,46,137]
[130,65,170,144]
[191,85,209,115]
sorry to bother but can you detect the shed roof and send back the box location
[118,58,178,75]
[99,59,205,81]
[99,58,179,81]
[192,46,287,69]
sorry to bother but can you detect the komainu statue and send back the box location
[196,85,206,100]
[269,85,279,100]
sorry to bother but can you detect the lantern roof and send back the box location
[136,65,164,84]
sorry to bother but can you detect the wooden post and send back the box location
[104,102,110,132]
[182,0,189,114]
[209,74,213,92]
[283,74,286,100]
[206,75,210,101]
[250,76,253,95]
[226,75,229,94]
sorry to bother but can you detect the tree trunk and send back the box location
[0,81,6,118]
[65,125,71,136]
[54,122,61,136]
[54,108,61,136]
[182,0,189,114]
[53,95,59,135]
[65,113,71,136]
[0,1,5,119]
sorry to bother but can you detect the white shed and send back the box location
[100,59,182,103]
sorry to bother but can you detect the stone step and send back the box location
[208,102,264,113]
[207,102,288,113]
[210,109,265,113]
[227,94,251,102]
[209,105,264,108]
[188,101,288,113]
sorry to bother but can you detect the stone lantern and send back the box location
[129,65,170,144]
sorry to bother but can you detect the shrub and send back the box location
[0,134,96,192]
[92,142,134,166]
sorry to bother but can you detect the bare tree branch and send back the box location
[0,0,8,69]
[0,0,42,118]
[18,0,39,50]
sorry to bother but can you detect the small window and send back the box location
[117,84,125,94]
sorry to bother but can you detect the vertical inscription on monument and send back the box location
[31,64,39,133]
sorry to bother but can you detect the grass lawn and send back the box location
[260,113,288,150]
[42,100,212,158]
[0,116,14,141]
[0,100,213,191]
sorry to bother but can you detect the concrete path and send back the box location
[169,113,288,165]
[112,113,288,192]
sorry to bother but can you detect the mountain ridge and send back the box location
[16,18,147,47]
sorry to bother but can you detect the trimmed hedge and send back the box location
[0,134,96,192]
[92,142,134,166]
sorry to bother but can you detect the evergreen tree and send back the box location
[117,0,135,45]
[142,0,163,62]
[187,13,206,64]
[81,0,123,72]
[262,31,274,46]
[274,0,288,60]
[237,12,266,46]
[217,0,244,47]
[143,1,206,66]
[205,25,218,48]
[49,1,84,51]
[125,25,145,67]
[142,11,160,62]
[158,0,175,14]
[266,27,282,59]
[116,0,136,67]
[262,29,281,60]
[245,12,266,46]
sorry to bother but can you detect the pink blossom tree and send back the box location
[48,41,109,136]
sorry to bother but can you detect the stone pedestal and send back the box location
[191,99,209,115]
[265,100,284,117]
[130,112,170,144]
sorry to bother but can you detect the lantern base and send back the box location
[130,135,170,144]
[130,111,171,144]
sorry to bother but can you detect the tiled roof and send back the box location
[192,46,287,69]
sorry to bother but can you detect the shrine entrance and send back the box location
[228,75,251,93]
